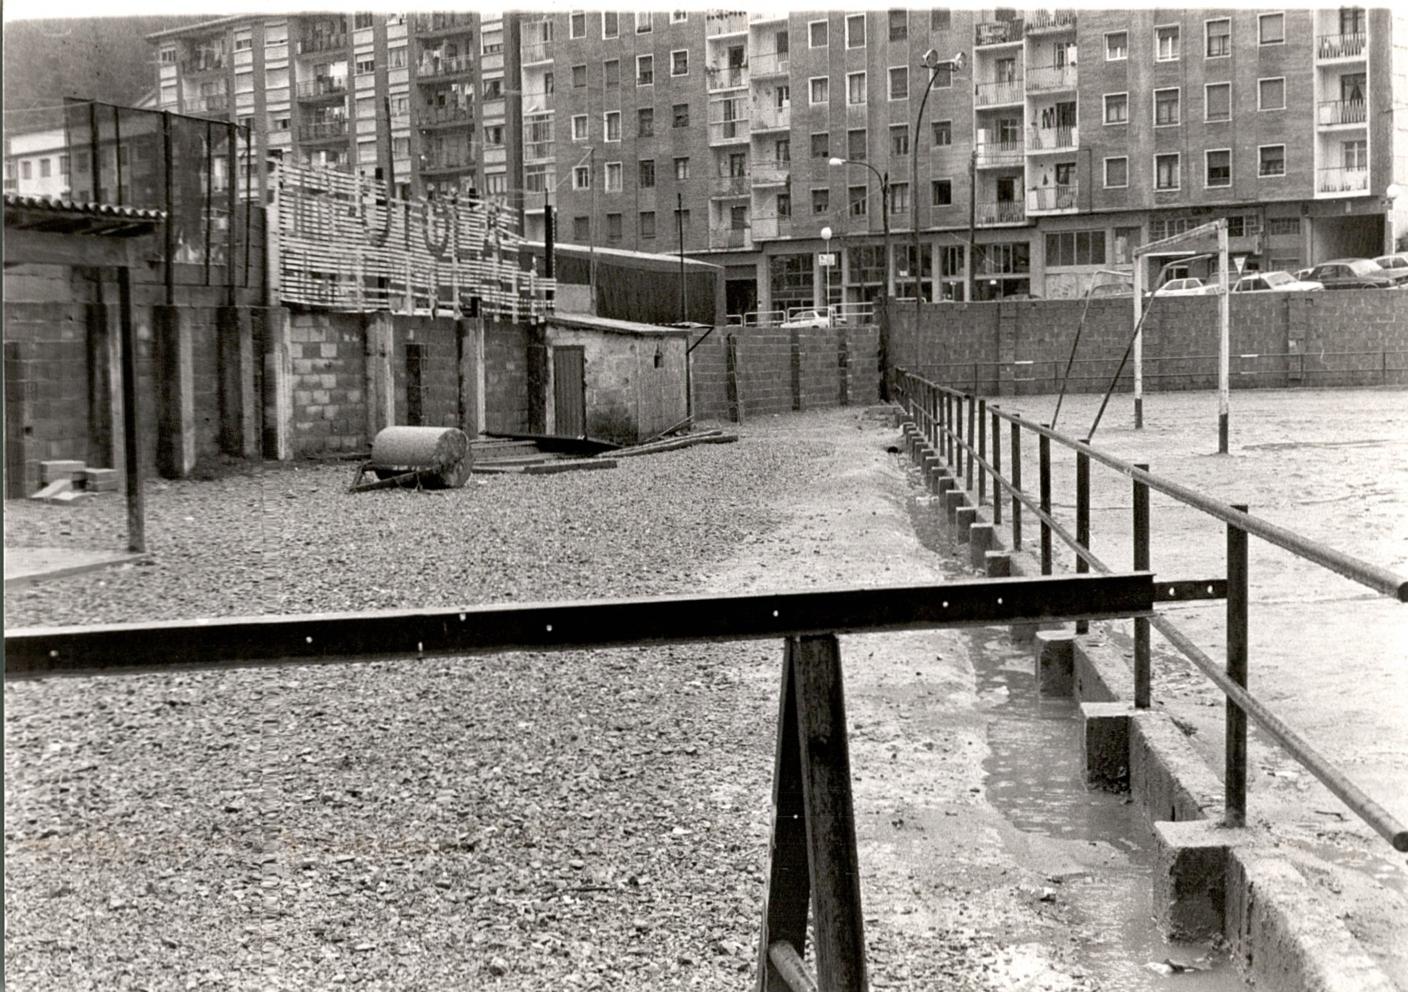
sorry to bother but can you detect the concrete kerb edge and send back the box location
[891,402,1397,992]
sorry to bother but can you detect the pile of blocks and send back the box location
[31,460,119,504]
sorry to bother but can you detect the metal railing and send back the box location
[418,105,472,127]
[180,51,226,74]
[1025,10,1076,32]
[975,19,1023,45]
[1316,31,1365,59]
[709,225,752,249]
[893,369,1408,852]
[707,64,749,91]
[706,10,749,36]
[1317,99,1367,126]
[1028,124,1077,151]
[297,120,348,142]
[974,140,1024,167]
[750,162,790,186]
[1027,184,1078,212]
[1317,166,1369,193]
[750,52,790,79]
[298,33,348,55]
[708,118,751,144]
[295,77,348,100]
[752,104,791,132]
[419,149,475,172]
[191,94,230,114]
[1025,64,1077,92]
[414,12,475,34]
[976,199,1026,225]
[522,38,553,63]
[417,55,474,79]
[710,174,751,198]
[975,79,1024,106]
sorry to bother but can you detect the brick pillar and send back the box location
[217,306,257,457]
[4,341,30,497]
[365,311,395,437]
[85,302,115,469]
[457,315,484,437]
[154,304,196,478]
[526,321,548,435]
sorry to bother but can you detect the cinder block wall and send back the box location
[392,316,460,429]
[285,310,369,457]
[483,319,529,434]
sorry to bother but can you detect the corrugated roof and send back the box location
[4,194,165,238]
[5,194,166,222]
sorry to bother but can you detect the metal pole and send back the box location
[242,126,252,289]
[1075,449,1089,635]
[990,406,1002,528]
[977,398,987,505]
[88,102,101,203]
[966,150,977,302]
[1133,253,1144,429]
[112,105,124,206]
[955,393,964,480]
[1038,428,1052,575]
[1010,419,1022,550]
[880,170,891,401]
[589,146,598,316]
[204,119,214,287]
[226,121,238,306]
[1218,220,1231,453]
[912,66,942,329]
[117,266,145,553]
[677,191,686,322]
[162,111,175,307]
[1133,463,1151,709]
[1226,503,1249,827]
[965,393,975,483]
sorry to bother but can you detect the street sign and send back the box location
[819,253,837,267]
[1233,255,1247,274]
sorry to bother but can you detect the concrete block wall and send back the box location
[484,320,529,434]
[286,310,369,457]
[3,302,94,497]
[393,316,460,429]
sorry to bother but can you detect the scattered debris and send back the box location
[606,430,739,459]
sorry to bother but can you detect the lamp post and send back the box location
[831,155,890,396]
[820,225,833,327]
[1385,183,1404,255]
[911,49,967,323]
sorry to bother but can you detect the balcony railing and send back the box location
[708,118,751,144]
[975,79,1024,107]
[420,150,475,173]
[709,225,752,249]
[298,120,349,142]
[418,105,472,127]
[522,38,553,63]
[752,104,791,132]
[707,64,749,91]
[1317,166,1369,194]
[750,51,790,79]
[298,33,348,56]
[296,77,348,100]
[181,51,225,74]
[748,12,787,24]
[1027,184,1078,212]
[974,140,1024,167]
[751,162,790,186]
[1027,125,1078,152]
[706,11,749,37]
[1025,64,1077,92]
[1317,99,1367,126]
[192,93,230,114]
[524,166,556,199]
[1316,32,1366,60]
[1025,10,1076,33]
[976,199,1026,225]
[975,20,1023,45]
[418,55,474,79]
[525,113,555,161]
[711,174,751,198]
[414,12,475,35]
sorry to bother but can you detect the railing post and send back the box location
[990,407,1002,528]
[1075,449,1089,635]
[1133,463,1151,709]
[954,394,964,479]
[1010,419,1022,550]
[1225,504,1249,829]
[966,394,976,484]
[1038,428,1052,575]
[977,398,987,506]
[940,392,949,464]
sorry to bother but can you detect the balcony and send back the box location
[710,225,753,250]
[708,117,751,145]
[298,119,349,142]
[1317,166,1369,195]
[707,64,749,92]
[752,104,791,132]
[706,11,749,37]
[524,112,555,161]
[418,105,472,128]
[1025,64,1076,93]
[296,76,348,101]
[414,12,475,36]
[297,33,348,56]
[749,12,787,24]
[524,165,556,203]
[1027,184,1078,213]
[1316,32,1366,61]
[1027,125,1078,153]
[1317,100,1367,127]
[181,49,226,75]
[191,93,230,114]
[420,150,475,174]
[975,20,1023,46]
[975,79,1024,107]
[750,51,789,79]
[711,174,751,199]
[751,162,790,186]
[974,140,1024,168]
[522,38,553,64]
[1025,10,1076,33]
[418,55,474,80]
[976,199,1026,225]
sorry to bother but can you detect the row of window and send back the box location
[1102,77,1295,125]
[1100,145,1304,191]
[1102,13,1289,62]
[568,10,688,40]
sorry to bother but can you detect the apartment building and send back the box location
[146,13,521,205]
[522,7,1408,312]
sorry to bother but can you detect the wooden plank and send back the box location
[4,573,1154,679]
[756,643,812,992]
[794,634,868,992]
[521,458,617,475]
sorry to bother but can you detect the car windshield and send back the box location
[1263,271,1293,286]
[1377,256,1407,269]
[1348,259,1381,275]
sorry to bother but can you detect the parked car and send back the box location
[1153,277,1216,296]
[1087,280,1134,298]
[1304,258,1401,290]
[1370,254,1408,286]
[1295,267,1316,282]
[780,308,833,328]
[1231,271,1324,293]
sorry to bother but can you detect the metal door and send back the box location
[552,346,587,438]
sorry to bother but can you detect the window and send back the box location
[636,12,652,33]
[931,179,951,206]
[849,185,868,216]
[571,114,588,141]
[671,11,687,23]
[728,151,747,178]
[931,10,951,31]
[1343,139,1367,170]
[640,211,656,238]
[570,12,585,38]
[159,46,177,64]
[1206,18,1230,58]
[847,72,867,105]
[604,59,620,88]
[1045,230,1107,267]
[846,14,865,47]
[1112,226,1142,264]
[1106,31,1128,60]
[1156,25,1180,61]
[604,111,621,141]
[1340,7,1365,35]
[775,138,791,163]
[638,107,654,136]
[599,213,618,240]
[673,103,689,128]
[1104,156,1129,188]
[1104,93,1128,125]
[356,57,375,74]
[890,182,909,213]
[810,77,829,105]
[1205,83,1231,122]
[39,158,51,178]
[888,9,908,41]
[932,120,951,146]
[354,13,374,29]
[602,11,619,38]
[809,19,828,48]
[1267,217,1299,236]
[484,78,503,99]
[1259,12,1284,45]
[674,156,690,180]
[637,55,653,86]
[812,187,829,213]
[847,128,866,160]
[890,124,909,156]
[811,132,829,158]
[1258,145,1285,177]
[675,207,690,231]
[572,64,587,88]
[20,160,31,180]
[775,29,790,56]
[58,154,69,175]
[1154,87,1180,126]
[775,85,790,109]
[1155,153,1180,190]
[485,125,504,146]
[889,67,908,100]
[573,165,591,190]
[729,204,749,231]
[1206,149,1231,187]
[778,192,791,218]
[1258,77,1285,111]
[671,50,688,76]
[605,162,622,192]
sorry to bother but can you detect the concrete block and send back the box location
[943,488,968,522]
[935,475,956,495]
[30,478,72,502]
[954,506,977,542]
[83,468,119,492]
[1153,819,1246,942]
[41,459,85,483]
[1081,702,1131,790]
[1131,711,1225,825]
[1035,631,1074,697]
[984,551,1011,578]
[968,523,994,568]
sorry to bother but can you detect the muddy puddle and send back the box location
[907,491,1249,991]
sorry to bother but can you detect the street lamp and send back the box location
[831,155,890,396]
[910,48,967,326]
[820,225,834,327]
[1385,183,1404,255]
